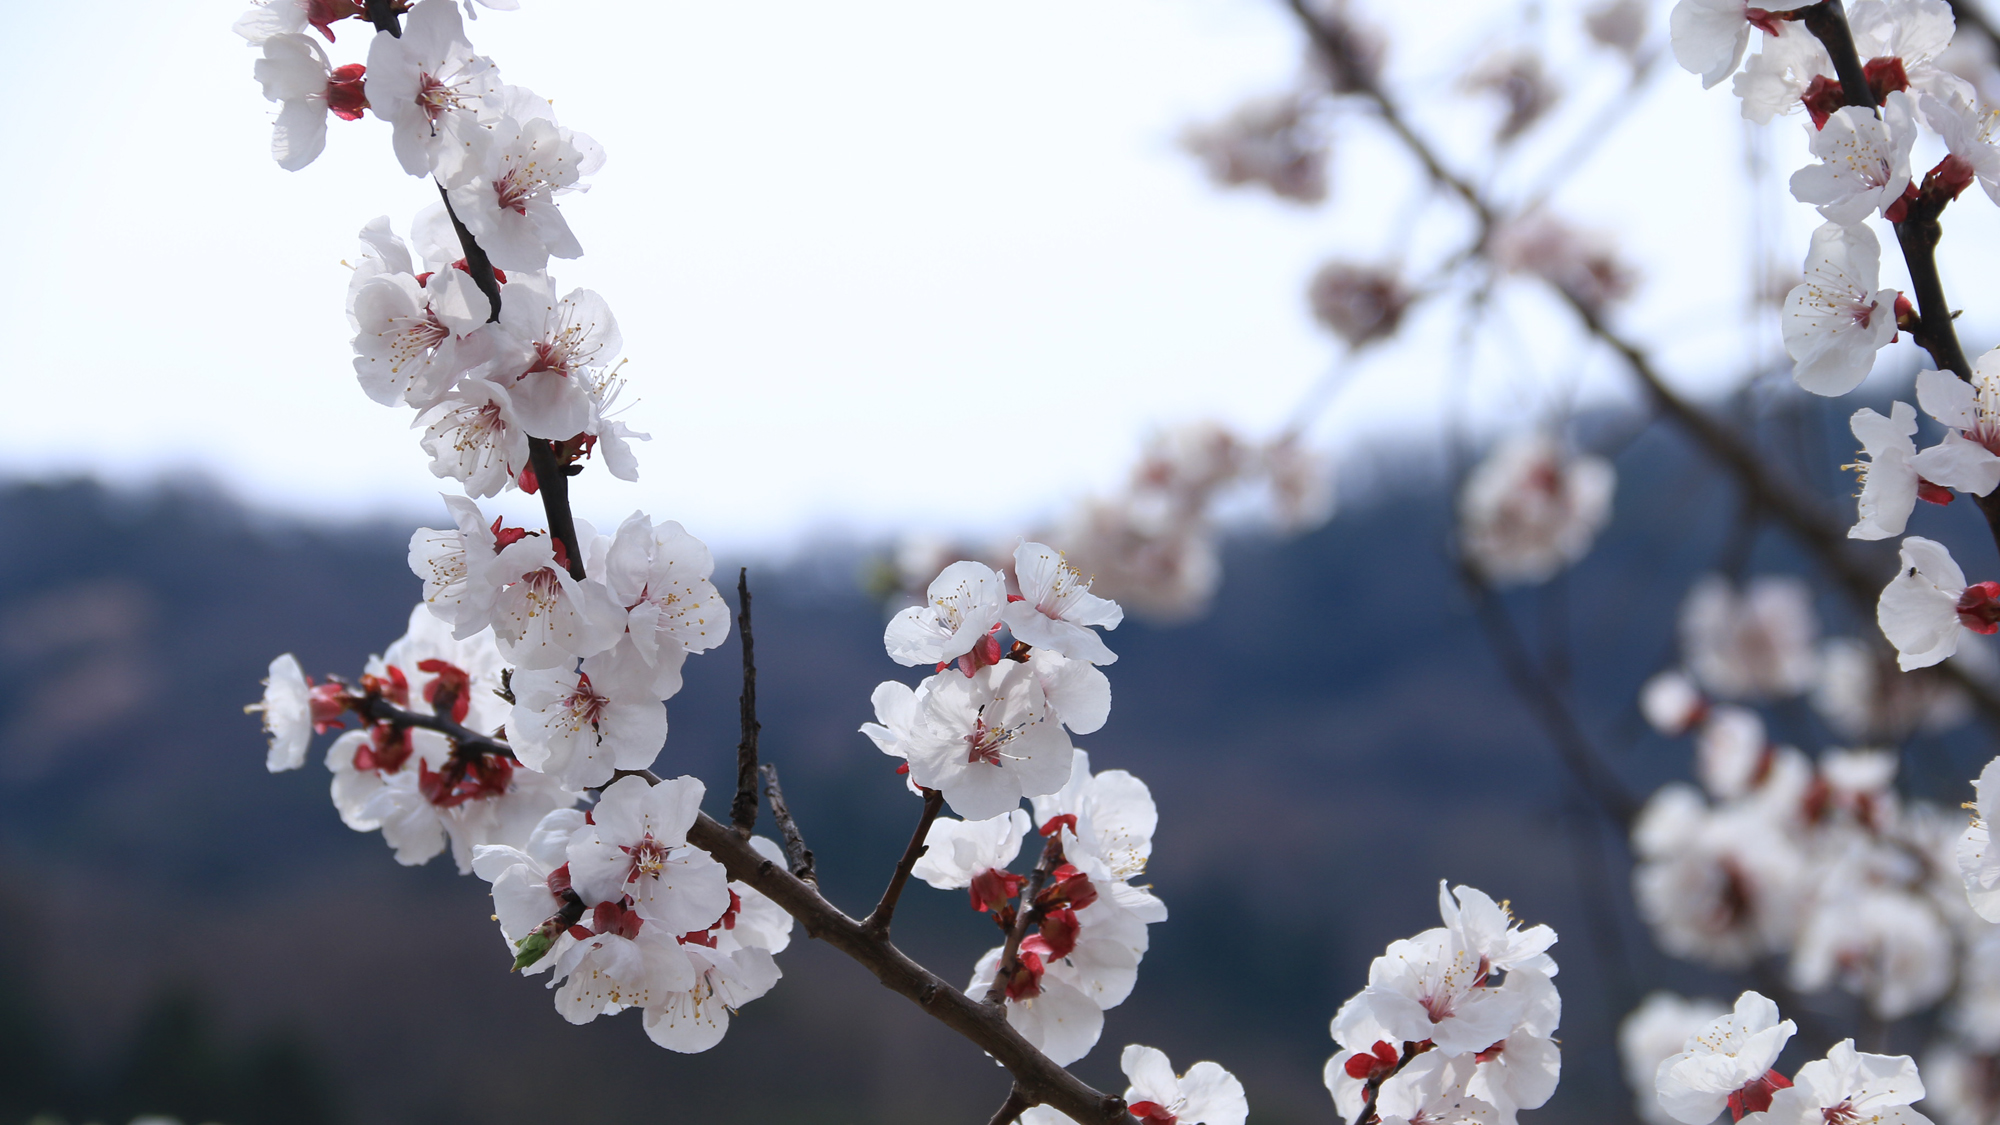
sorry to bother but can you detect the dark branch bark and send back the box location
[1944,0,2000,58]
[435,184,502,324]
[364,0,402,37]
[985,835,1061,1005]
[864,787,946,939]
[987,1087,1033,1125]
[353,695,515,759]
[525,440,588,581]
[759,763,815,883]
[1794,2,1875,108]
[732,568,761,837]
[685,812,1127,1124]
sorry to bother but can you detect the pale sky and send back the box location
[8,0,2000,551]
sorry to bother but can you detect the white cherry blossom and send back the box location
[508,639,668,789]
[1765,1040,1930,1125]
[443,90,602,271]
[1912,363,2000,497]
[1622,994,1731,1125]
[603,512,730,697]
[568,775,730,932]
[1734,22,1833,123]
[252,33,365,171]
[1790,93,1917,225]
[910,808,1031,891]
[1849,401,1923,539]
[1922,92,2000,205]
[331,726,575,873]
[488,533,626,669]
[903,661,1075,820]
[1632,784,1808,966]
[641,939,781,1053]
[1002,542,1125,665]
[1783,221,1901,396]
[1654,991,1797,1125]
[549,923,697,1026]
[364,0,500,177]
[1959,756,2000,921]
[407,493,548,637]
[1680,575,1821,700]
[1850,0,1974,103]
[417,374,532,498]
[966,946,1104,1066]
[1377,1052,1500,1125]
[1459,433,1616,585]
[1878,536,1992,670]
[885,560,1006,668]
[1790,882,1952,1019]
[350,270,491,409]
[1333,927,1534,1058]
[1671,0,1797,88]
[485,273,618,439]
[470,806,586,973]
[1120,1045,1249,1125]
[234,0,361,44]
[1025,649,1112,735]
[251,653,314,771]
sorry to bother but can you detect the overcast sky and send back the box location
[8,0,1999,550]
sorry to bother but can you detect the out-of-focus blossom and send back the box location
[1679,575,1820,700]
[1586,0,1650,58]
[1463,50,1561,143]
[1459,433,1616,586]
[1490,212,1637,312]
[1308,261,1411,349]
[1181,94,1329,204]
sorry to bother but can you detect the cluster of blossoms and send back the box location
[1323,884,1563,1125]
[1624,991,1935,1125]
[238,0,790,1054]
[895,422,1333,625]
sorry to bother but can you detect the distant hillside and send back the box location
[1,396,1990,1125]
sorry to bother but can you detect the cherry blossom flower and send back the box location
[903,661,1075,820]
[603,512,730,698]
[509,640,668,789]
[1765,1040,1930,1125]
[1002,542,1125,665]
[1308,261,1411,348]
[1120,1045,1250,1125]
[859,678,928,784]
[1921,92,2000,205]
[1632,784,1807,966]
[1459,433,1616,586]
[234,0,362,44]
[470,806,586,974]
[1025,649,1112,735]
[1790,882,1952,1019]
[884,560,1006,669]
[364,0,500,177]
[1734,22,1833,124]
[1790,93,1917,225]
[444,91,602,271]
[1912,363,2000,498]
[1848,402,1923,540]
[1850,0,1973,104]
[1488,212,1636,312]
[489,534,626,670]
[1332,920,1542,1056]
[568,775,730,932]
[548,922,698,1026]
[329,725,575,873]
[407,493,548,637]
[910,808,1031,894]
[350,270,492,409]
[1654,991,1798,1125]
[967,946,1104,1066]
[485,273,618,440]
[374,601,511,733]
[1671,0,1800,88]
[1783,221,1900,396]
[252,34,367,170]
[1642,670,1708,736]
[417,374,532,498]
[250,653,318,770]
[1879,536,1998,670]
[1376,1052,1500,1125]
[1680,575,1821,700]
[1622,994,1731,1125]
[581,368,648,482]
[641,938,782,1053]
[1180,93,1328,204]
[1959,756,2000,921]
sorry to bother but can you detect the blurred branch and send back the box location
[733,567,761,838]
[1946,0,2000,56]
[865,787,946,939]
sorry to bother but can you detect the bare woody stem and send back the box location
[984,835,1061,1005]
[732,568,761,837]
[759,762,815,883]
[987,1086,1033,1125]
[364,0,402,37]
[1352,1043,1422,1125]
[864,787,946,938]
[353,695,515,760]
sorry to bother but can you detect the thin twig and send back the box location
[732,567,761,838]
[985,835,1061,1005]
[759,762,815,883]
[524,439,588,581]
[987,1086,1033,1125]
[353,695,514,760]
[864,787,946,938]
[1353,1042,1422,1125]
[435,185,502,324]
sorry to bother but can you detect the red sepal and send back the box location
[1917,478,1955,506]
[1727,1070,1793,1121]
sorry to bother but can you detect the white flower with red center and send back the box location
[1958,756,2000,922]
[640,937,782,1053]
[1002,542,1124,665]
[1791,93,1918,225]
[911,808,1031,901]
[407,494,551,637]
[373,601,511,733]
[1783,221,1901,396]
[1023,648,1112,735]
[1654,991,1798,1125]
[1921,93,2000,206]
[1911,362,2000,498]
[1848,402,1925,540]
[416,375,531,498]
[1437,882,1557,977]
[331,725,575,873]
[484,273,618,439]
[1733,23,1832,124]
[1765,1040,1930,1125]
[251,34,368,171]
[1466,970,1564,1122]
[1878,536,2000,670]
[489,535,626,670]
[1670,0,1799,88]
[884,560,1007,670]
[904,661,1075,820]
[603,512,730,699]
[1631,781,1810,967]
[508,640,668,789]
[364,0,500,178]
[1850,0,1972,104]
[1790,881,1951,1020]
[1459,434,1616,586]
[1679,575,1822,700]
[1375,1052,1501,1125]
[234,0,362,44]
[1622,995,1732,1125]
[471,806,587,974]
[547,905,699,1026]
[248,652,347,770]
[567,775,729,935]
[444,90,602,271]
[349,270,492,409]
[1116,1045,1249,1125]
[1331,923,1543,1058]
[1031,754,1167,969]
[966,944,1104,1066]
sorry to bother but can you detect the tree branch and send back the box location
[759,762,815,883]
[353,695,515,760]
[435,184,502,324]
[684,812,1128,1124]
[1944,0,2000,58]
[524,439,588,581]
[864,787,946,939]
[733,567,761,837]
[364,0,402,37]
[987,1086,1033,1125]
[985,835,1061,1005]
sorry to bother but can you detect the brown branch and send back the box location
[985,835,1061,1005]
[364,0,402,37]
[987,1086,1033,1125]
[864,787,946,939]
[435,184,502,324]
[685,812,1128,1124]
[759,762,815,883]
[353,695,515,760]
[732,568,761,837]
